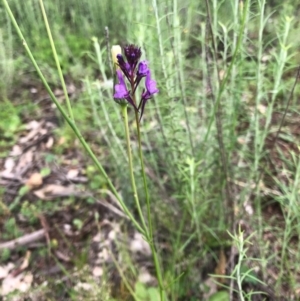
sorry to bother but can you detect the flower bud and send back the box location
[111,45,122,67]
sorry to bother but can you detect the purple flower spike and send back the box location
[138,70,159,120]
[122,45,142,76]
[124,45,142,66]
[114,70,137,110]
[111,44,158,119]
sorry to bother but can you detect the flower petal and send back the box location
[114,70,129,99]
[145,71,159,96]
[137,61,149,77]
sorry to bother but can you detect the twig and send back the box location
[0,229,46,250]
[39,214,51,255]
[96,200,128,219]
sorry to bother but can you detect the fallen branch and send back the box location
[0,229,46,250]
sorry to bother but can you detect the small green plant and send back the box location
[0,99,21,140]
[134,282,160,301]
[1,248,11,262]
[3,217,22,240]
[20,200,39,225]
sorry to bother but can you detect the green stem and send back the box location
[151,244,166,301]
[2,0,144,236]
[123,107,165,301]
[135,113,165,299]
[135,111,153,239]
[134,117,165,300]
[39,0,74,122]
[121,105,149,236]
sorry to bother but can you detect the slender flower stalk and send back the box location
[121,104,149,236]
[132,93,153,240]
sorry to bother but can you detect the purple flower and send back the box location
[114,70,137,109]
[144,70,159,98]
[134,61,149,93]
[117,54,130,79]
[124,45,141,67]
[114,69,129,99]
[111,44,158,119]
[138,70,159,120]
[137,61,149,77]
[116,45,142,79]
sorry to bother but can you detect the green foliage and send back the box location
[20,200,39,225]
[1,248,11,262]
[208,291,230,301]
[0,99,21,139]
[3,217,22,240]
[135,282,160,301]
[86,165,107,190]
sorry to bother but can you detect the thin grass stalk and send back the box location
[85,78,120,163]
[39,0,74,122]
[236,230,246,301]
[254,0,266,171]
[170,0,195,156]
[229,0,239,89]
[276,154,300,293]
[150,244,166,301]
[252,13,292,283]
[259,16,292,155]
[95,81,128,161]
[230,1,251,150]
[203,0,250,142]
[152,0,168,82]
[235,0,265,197]
[109,248,140,301]
[188,159,201,244]
[204,0,250,186]
[236,0,264,168]
[204,0,235,226]
[93,37,108,82]
[151,0,179,186]
[169,209,189,300]
[200,22,208,116]
[252,0,267,282]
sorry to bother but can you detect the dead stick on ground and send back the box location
[0,229,46,250]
